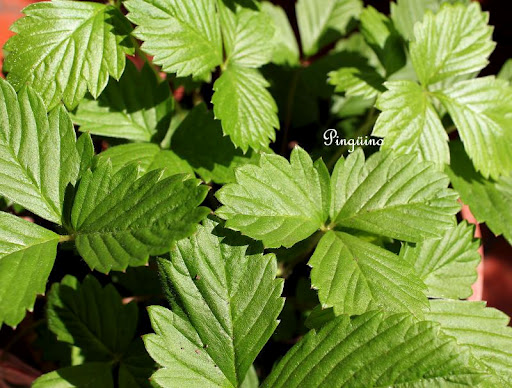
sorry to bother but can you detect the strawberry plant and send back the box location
[1,0,512,386]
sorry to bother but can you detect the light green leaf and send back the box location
[95,143,194,179]
[401,221,480,299]
[148,218,284,387]
[32,363,114,388]
[410,2,494,86]
[212,65,279,152]
[296,0,363,57]
[70,162,209,272]
[447,141,512,245]
[47,275,138,360]
[497,59,512,83]
[330,149,459,242]
[261,2,299,66]
[0,212,59,327]
[390,0,440,41]
[310,231,427,316]
[216,147,327,248]
[126,0,222,78]
[170,104,260,184]
[360,6,405,75]
[0,79,79,224]
[373,80,449,166]
[262,311,484,387]
[4,1,133,110]
[433,76,512,179]
[426,299,512,386]
[73,61,173,142]
[240,366,259,388]
[328,66,385,99]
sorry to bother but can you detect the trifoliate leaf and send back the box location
[218,3,275,68]
[330,149,459,242]
[328,66,385,99]
[433,76,512,179]
[0,212,59,327]
[70,162,209,272]
[32,363,114,388]
[426,299,512,386]
[410,3,494,86]
[373,80,449,166]
[401,221,480,299]
[296,0,363,57]
[170,104,260,184]
[4,1,133,110]
[310,231,427,316]
[261,2,299,66]
[212,65,279,152]
[447,141,512,245]
[262,311,484,387]
[95,143,194,179]
[148,218,284,387]
[216,147,328,248]
[73,62,173,143]
[360,6,405,75]
[126,0,222,78]
[0,79,79,224]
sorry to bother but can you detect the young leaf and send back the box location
[212,65,279,152]
[410,2,494,86]
[262,311,484,387]
[170,104,260,184]
[261,2,300,66]
[71,162,209,272]
[147,218,284,387]
[73,61,174,143]
[216,147,328,248]
[426,299,512,386]
[433,76,512,179]
[447,141,512,245]
[330,149,459,242]
[296,0,363,57]
[0,212,59,327]
[328,66,385,100]
[310,231,427,316]
[0,79,79,224]
[32,363,114,388]
[373,80,449,166]
[95,143,194,179]
[4,1,133,110]
[125,0,222,79]
[401,221,480,299]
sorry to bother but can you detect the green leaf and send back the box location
[170,104,260,184]
[95,143,194,179]
[47,275,138,360]
[309,231,427,316]
[119,339,156,388]
[330,149,459,242]
[73,62,173,142]
[433,76,512,179]
[147,218,284,387]
[216,147,328,248]
[497,59,512,83]
[219,3,275,68]
[240,366,259,388]
[426,299,512,386]
[126,0,222,78]
[262,311,484,387]
[360,6,405,75]
[328,66,385,99]
[401,221,480,299]
[390,0,439,41]
[446,141,512,245]
[261,2,299,66]
[0,79,80,224]
[212,65,279,152]
[4,1,133,110]
[373,80,449,166]
[304,305,335,330]
[0,212,59,327]
[410,2,494,86]
[70,162,209,272]
[296,0,363,57]
[32,363,114,388]
[76,133,94,179]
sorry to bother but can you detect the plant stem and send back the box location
[280,69,302,155]
[59,234,75,243]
